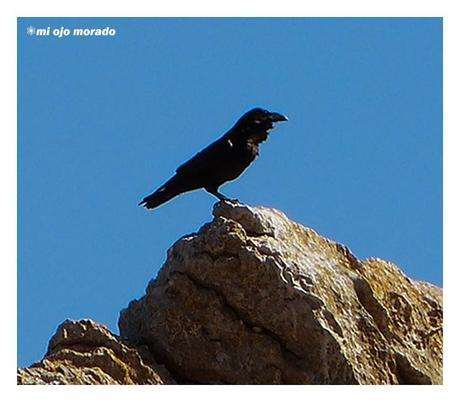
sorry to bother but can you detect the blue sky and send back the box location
[18,17,442,367]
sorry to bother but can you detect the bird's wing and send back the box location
[175,136,231,176]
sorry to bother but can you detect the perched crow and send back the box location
[139,107,288,209]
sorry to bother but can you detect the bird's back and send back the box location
[175,133,257,186]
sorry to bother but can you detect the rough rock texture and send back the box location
[119,201,443,385]
[19,202,442,385]
[17,319,175,385]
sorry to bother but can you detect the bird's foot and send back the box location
[221,197,240,205]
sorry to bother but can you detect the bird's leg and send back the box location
[205,186,230,201]
[205,187,239,203]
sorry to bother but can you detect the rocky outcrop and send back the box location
[119,202,443,384]
[19,202,442,385]
[17,319,175,384]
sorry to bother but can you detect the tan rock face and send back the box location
[119,201,443,384]
[17,319,175,385]
[19,202,442,385]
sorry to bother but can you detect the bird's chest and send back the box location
[230,140,258,167]
[212,140,258,182]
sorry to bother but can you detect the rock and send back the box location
[17,319,175,384]
[118,201,443,384]
[19,202,442,385]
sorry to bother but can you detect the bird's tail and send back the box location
[138,186,178,209]
[138,175,187,210]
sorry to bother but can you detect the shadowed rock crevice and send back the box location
[394,353,432,385]
[352,277,390,339]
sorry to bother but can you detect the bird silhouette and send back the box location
[139,107,288,209]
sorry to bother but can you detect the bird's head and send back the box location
[233,107,288,144]
[238,107,288,126]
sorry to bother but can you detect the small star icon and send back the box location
[26,26,36,36]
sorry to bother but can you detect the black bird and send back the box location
[139,107,288,209]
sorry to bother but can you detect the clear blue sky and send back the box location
[18,17,442,367]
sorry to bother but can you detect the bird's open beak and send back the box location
[269,112,288,122]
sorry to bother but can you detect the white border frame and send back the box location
[2,1,456,401]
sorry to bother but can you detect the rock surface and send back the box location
[19,202,442,385]
[17,319,175,385]
[119,201,443,384]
